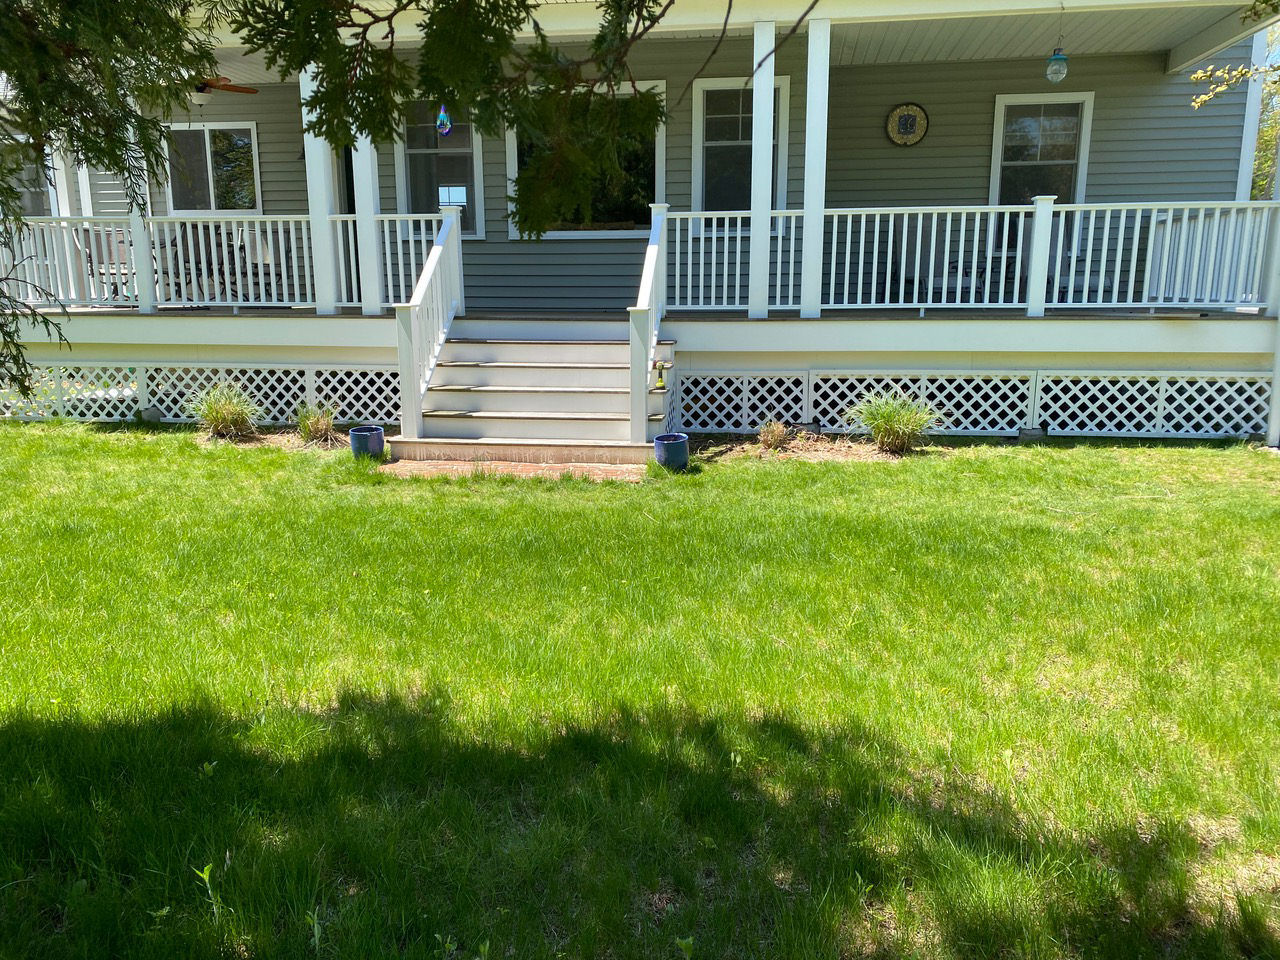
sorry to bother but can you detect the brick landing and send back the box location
[379,459,647,482]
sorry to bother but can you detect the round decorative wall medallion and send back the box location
[886,103,929,146]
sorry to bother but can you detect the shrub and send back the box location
[187,382,260,439]
[297,402,339,446]
[844,390,940,454]
[758,419,790,451]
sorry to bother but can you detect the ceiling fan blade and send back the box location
[212,83,259,94]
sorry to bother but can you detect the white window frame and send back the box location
[691,75,790,215]
[393,107,487,239]
[164,121,264,216]
[11,137,60,216]
[989,92,1094,205]
[505,80,667,241]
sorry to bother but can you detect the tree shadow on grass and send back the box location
[0,694,1271,959]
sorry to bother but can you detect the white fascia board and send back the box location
[1167,6,1280,74]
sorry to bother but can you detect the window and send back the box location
[400,102,483,234]
[16,159,52,216]
[166,124,260,214]
[692,78,789,213]
[504,81,665,239]
[990,94,1093,204]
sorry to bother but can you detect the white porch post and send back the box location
[747,20,776,319]
[351,136,384,316]
[299,66,339,315]
[800,19,830,319]
[1024,194,1056,318]
[75,165,94,216]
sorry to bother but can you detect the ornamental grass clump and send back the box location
[187,382,260,439]
[297,402,340,447]
[845,390,940,454]
[757,419,790,451]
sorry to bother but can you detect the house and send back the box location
[4,0,1280,459]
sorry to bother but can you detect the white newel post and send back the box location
[628,306,649,444]
[1024,195,1056,318]
[800,18,830,319]
[748,20,776,320]
[441,204,466,316]
[351,136,384,316]
[1265,198,1280,444]
[396,306,422,439]
[652,202,669,315]
[299,67,340,315]
[1268,328,1280,446]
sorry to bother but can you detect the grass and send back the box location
[0,421,1278,959]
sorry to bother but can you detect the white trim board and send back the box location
[505,80,667,240]
[691,75,791,214]
[988,92,1095,205]
[393,105,487,239]
[1237,30,1268,201]
[163,121,264,216]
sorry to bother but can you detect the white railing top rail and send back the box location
[1053,200,1280,212]
[404,214,454,308]
[632,211,667,313]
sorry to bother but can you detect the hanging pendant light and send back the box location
[436,105,452,137]
[1045,2,1068,84]
[1046,47,1069,83]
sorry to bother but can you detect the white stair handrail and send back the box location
[627,202,669,444]
[395,205,465,439]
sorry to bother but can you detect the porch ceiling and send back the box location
[209,2,1265,81]
[830,5,1251,66]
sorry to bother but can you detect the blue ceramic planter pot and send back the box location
[653,432,689,471]
[349,424,385,459]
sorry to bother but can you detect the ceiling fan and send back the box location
[189,76,258,105]
[196,76,259,95]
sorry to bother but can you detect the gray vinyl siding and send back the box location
[86,168,131,217]
[146,84,308,216]
[826,46,1253,206]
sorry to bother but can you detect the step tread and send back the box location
[427,385,667,395]
[436,361,629,370]
[429,385,625,394]
[394,437,649,448]
[448,338,677,345]
[422,410,664,422]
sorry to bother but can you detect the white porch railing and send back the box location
[1046,202,1278,308]
[663,198,1280,315]
[628,203,670,443]
[333,214,443,307]
[149,216,315,306]
[395,206,465,439]
[2,217,137,305]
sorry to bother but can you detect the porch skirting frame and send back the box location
[674,369,1273,440]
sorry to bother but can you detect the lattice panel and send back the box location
[678,375,806,432]
[1161,376,1269,437]
[812,374,1034,435]
[924,376,1033,435]
[315,368,400,424]
[812,375,924,431]
[1036,375,1163,436]
[149,366,305,424]
[61,367,141,420]
[1036,374,1270,438]
[0,367,60,419]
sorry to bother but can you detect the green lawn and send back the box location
[1,423,1278,960]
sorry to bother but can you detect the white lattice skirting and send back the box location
[2,364,401,425]
[677,370,1273,439]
